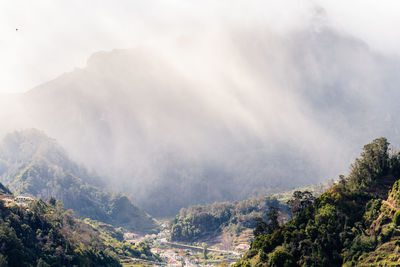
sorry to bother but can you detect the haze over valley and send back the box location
[3,21,400,217]
[3,2,400,266]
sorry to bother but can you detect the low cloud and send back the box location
[1,2,400,216]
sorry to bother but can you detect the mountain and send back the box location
[3,26,400,217]
[169,196,289,252]
[0,183,11,195]
[0,185,159,266]
[235,137,400,266]
[169,182,331,247]
[0,129,158,233]
[170,197,286,242]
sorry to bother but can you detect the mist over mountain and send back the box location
[0,129,158,232]
[2,25,400,217]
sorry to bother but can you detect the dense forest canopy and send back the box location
[236,137,400,266]
[0,191,159,266]
[170,197,287,242]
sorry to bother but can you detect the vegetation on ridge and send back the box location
[0,129,158,233]
[170,196,288,243]
[0,194,161,266]
[235,137,400,266]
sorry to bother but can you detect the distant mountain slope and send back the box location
[0,129,158,233]
[0,183,11,195]
[4,26,400,217]
[235,138,400,266]
[169,182,331,246]
[170,197,287,244]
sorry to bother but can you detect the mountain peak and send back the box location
[1,129,64,162]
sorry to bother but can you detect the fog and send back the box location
[2,1,400,216]
[3,1,400,94]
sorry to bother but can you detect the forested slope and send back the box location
[0,188,159,266]
[5,27,400,218]
[170,197,287,243]
[0,129,158,233]
[235,137,400,266]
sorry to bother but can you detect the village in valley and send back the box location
[1,191,251,267]
[122,223,251,266]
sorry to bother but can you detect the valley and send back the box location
[0,185,160,266]
[122,227,243,266]
[2,3,399,265]
[0,129,336,265]
[4,130,400,266]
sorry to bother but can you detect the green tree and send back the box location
[268,246,295,267]
[253,205,280,237]
[253,217,268,236]
[393,210,400,226]
[37,258,50,267]
[202,243,208,261]
[48,197,57,206]
[348,137,390,188]
[0,253,8,267]
[266,206,280,233]
[287,190,315,216]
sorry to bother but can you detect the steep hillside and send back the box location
[0,186,160,266]
[0,183,11,195]
[3,26,400,216]
[356,179,400,265]
[0,129,158,233]
[235,137,400,266]
[170,197,287,245]
[169,182,330,249]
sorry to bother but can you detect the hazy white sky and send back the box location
[1,0,400,93]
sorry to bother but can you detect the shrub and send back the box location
[393,210,400,226]
[268,246,295,267]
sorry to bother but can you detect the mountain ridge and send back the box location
[0,129,158,233]
[0,182,159,266]
[3,26,400,216]
[235,137,400,266]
